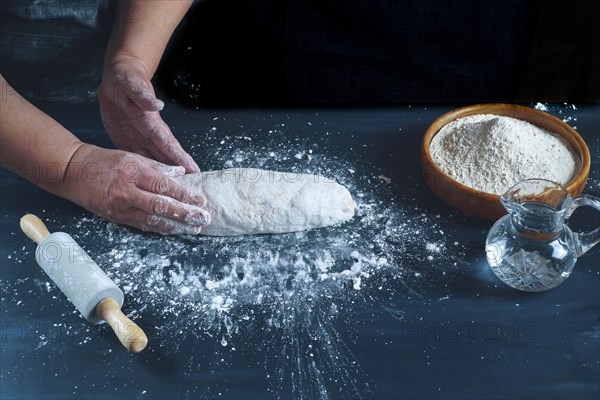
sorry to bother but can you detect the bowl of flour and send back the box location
[421,104,590,220]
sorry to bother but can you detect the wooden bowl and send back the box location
[420,104,590,220]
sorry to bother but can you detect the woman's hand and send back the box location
[98,59,200,173]
[61,144,209,235]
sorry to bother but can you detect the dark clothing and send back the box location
[1,1,597,105]
[0,0,115,103]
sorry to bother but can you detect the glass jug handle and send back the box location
[565,194,600,257]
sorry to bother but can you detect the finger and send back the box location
[135,165,205,206]
[129,88,164,112]
[147,125,200,173]
[144,139,184,167]
[135,192,210,226]
[130,147,155,160]
[101,77,146,118]
[133,114,200,173]
[155,164,186,178]
[120,125,179,167]
[113,73,164,112]
[147,215,205,235]
[124,209,203,235]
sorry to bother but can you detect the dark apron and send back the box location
[0,0,115,103]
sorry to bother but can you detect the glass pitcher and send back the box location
[485,179,600,292]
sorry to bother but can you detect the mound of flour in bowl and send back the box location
[429,114,580,195]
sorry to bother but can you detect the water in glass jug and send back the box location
[485,179,600,292]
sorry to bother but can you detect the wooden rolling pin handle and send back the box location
[96,298,148,353]
[20,214,51,244]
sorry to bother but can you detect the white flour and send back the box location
[429,114,580,195]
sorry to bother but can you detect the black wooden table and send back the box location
[1,102,598,399]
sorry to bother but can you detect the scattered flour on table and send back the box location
[535,102,579,130]
[429,114,580,195]
[39,118,461,398]
[3,104,592,398]
[426,242,443,253]
[2,104,591,399]
[0,110,482,398]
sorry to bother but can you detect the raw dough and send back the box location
[176,168,356,236]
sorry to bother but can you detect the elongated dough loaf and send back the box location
[176,168,355,236]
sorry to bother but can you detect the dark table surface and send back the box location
[1,101,599,400]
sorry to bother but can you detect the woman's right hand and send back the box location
[60,144,210,235]
[99,59,200,174]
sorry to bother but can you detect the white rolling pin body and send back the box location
[35,232,124,324]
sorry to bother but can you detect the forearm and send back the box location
[0,75,84,195]
[105,0,193,78]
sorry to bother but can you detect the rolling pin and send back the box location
[20,214,148,352]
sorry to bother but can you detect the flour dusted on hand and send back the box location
[429,114,580,195]
[176,168,356,236]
